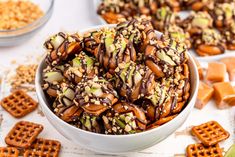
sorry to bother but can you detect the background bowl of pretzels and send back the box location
[35,22,199,153]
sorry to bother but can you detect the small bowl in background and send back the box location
[0,0,54,47]
[35,25,199,154]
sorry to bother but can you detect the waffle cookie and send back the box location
[0,147,19,157]
[186,143,223,157]
[23,138,61,157]
[5,121,43,148]
[0,90,38,118]
[191,121,230,146]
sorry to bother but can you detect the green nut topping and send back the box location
[44,71,64,83]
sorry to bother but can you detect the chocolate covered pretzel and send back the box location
[44,32,83,66]
[163,24,191,48]
[194,28,225,56]
[151,7,181,32]
[103,102,147,134]
[144,37,188,78]
[210,3,235,29]
[181,11,213,36]
[115,62,156,101]
[184,0,214,11]
[74,76,118,116]
[221,21,235,50]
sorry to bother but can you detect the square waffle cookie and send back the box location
[5,121,43,148]
[23,138,61,157]
[0,147,19,157]
[0,90,38,118]
[187,143,223,157]
[192,121,230,146]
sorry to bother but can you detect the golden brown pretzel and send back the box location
[210,3,235,29]
[63,52,98,84]
[194,28,225,56]
[115,61,156,102]
[185,0,214,11]
[181,12,213,36]
[144,38,188,78]
[101,12,125,24]
[102,102,147,134]
[44,32,83,66]
[58,105,83,122]
[151,7,181,32]
[147,114,178,129]
[74,77,118,116]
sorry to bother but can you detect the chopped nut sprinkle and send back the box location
[0,0,44,30]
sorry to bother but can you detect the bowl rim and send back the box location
[0,0,54,36]
[35,24,199,138]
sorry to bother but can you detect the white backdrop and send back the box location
[0,1,234,157]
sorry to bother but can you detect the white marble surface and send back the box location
[0,1,234,157]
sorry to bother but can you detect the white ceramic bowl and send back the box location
[35,24,199,154]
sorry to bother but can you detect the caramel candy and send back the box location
[193,57,204,80]
[213,82,235,109]
[206,62,226,83]
[195,81,214,109]
[220,57,235,81]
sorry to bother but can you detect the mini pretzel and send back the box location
[52,85,83,121]
[115,62,156,102]
[147,114,178,129]
[1,90,38,118]
[23,138,61,157]
[103,102,147,134]
[159,0,182,12]
[97,0,158,24]
[44,32,83,66]
[116,17,157,52]
[74,76,118,116]
[146,64,190,119]
[64,52,98,84]
[187,143,223,157]
[191,121,230,146]
[151,7,181,32]
[210,3,235,29]
[194,28,225,56]
[101,12,125,24]
[84,28,137,74]
[5,121,43,148]
[0,147,19,157]
[145,38,188,78]
[181,11,213,36]
[185,0,214,11]
[164,25,192,49]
